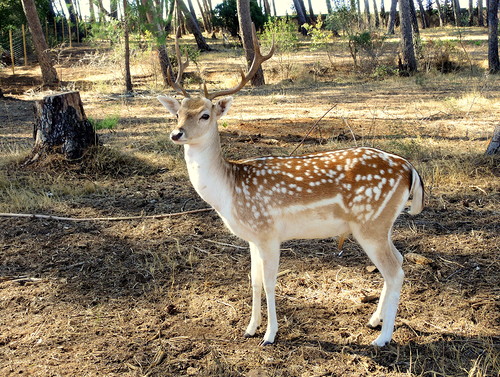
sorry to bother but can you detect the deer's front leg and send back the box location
[244,242,263,338]
[259,240,281,346]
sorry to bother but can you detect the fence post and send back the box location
[9,29,15,74]
[22,24,28,66]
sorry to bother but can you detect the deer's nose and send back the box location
[170,129,184,141]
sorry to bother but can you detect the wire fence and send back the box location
[0,18,89,73]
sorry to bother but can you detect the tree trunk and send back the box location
[488,0,500,73]
[123,0,133,93]
[88,0,96,22]
[237,0,265,86]
[409,0,420,35]
[485,125,500,154]
[21,0,59,86]
[263,0,272,16]
[436,0,445,26]
[326,0,333,14]
[416,0,428,28]
[177,0,211,50]
[364,0,371,26]
[453,0,461,25]
[293,0,308,35]
[27,92,98,164]
[373,0,380,28]
[478,0,485,26]
[387,0,398,34]
[307,0,316,22]
[399,0,418,73]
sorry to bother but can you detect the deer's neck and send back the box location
[183,136,234,213]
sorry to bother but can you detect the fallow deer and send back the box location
[158,26,424,347]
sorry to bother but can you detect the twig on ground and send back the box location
[0,208,214,222]
[289,104,338,156]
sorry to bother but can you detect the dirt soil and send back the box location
[1,31,499,376]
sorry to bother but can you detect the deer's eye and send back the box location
[200,114,210,120]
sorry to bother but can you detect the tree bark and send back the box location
[373,0,380,28]
[478,0,484,26]
[488,0,500,73]
[27,92,98,164]
[436,0,445,27]
[326,0,333,14]
[409,0,420,35]
[293,0,308,35]
[399,0,417,73]
[123,0,133,93]
[237,0,265,86]
[485,125,500,154]
[387,0,398,34]
[177,0,211,50]
[364,0,371,26]
[307,0,316,22]
[416,0,428,28]
[21,0,59,86]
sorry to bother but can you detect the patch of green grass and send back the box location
[89,115,120,130]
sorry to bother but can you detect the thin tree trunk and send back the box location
[373,0,380,28]
[307,0,316,22]
[21,0,59,86]
[293,0,308,35]
[478,0,485,26]
[177,0,211,50]
[416,0,428,28]
[88,0,96,22]
[364,0,371,27]
[263,0,271,16]
[399,0,417,73]
[123,0,133,93]
[380,0,386,27]
[453,0,461,25]
[436,0,445,26]
[469,0,474,25]
[237,0,265,86]
[488,0,500,72]
[409,0,420,35]
[387,0,398,34]
[326,0,333,14]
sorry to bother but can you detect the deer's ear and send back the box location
[215,97,233,119]
[157,95,180,115]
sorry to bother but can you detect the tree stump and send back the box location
[485,125,500,155]
[27,91,98,164]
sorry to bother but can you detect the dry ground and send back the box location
[0,28,499,376]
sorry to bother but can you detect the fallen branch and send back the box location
[289,104,338,156]
[0,208,214,222]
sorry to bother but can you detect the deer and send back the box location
[157,26,424,347]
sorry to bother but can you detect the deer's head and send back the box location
[158,25,273,146]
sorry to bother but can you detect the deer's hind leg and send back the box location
[351,225,404,347]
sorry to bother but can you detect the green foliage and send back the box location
[86,20,123,45]
[324,2,358,36]
[213,0,267,37]
[261,17,298,54]
[420,39,465,73]
[89,115,119,131]
[261,17,299,80]
[303,17,336,66]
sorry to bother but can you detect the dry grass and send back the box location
[0,27,499,377]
